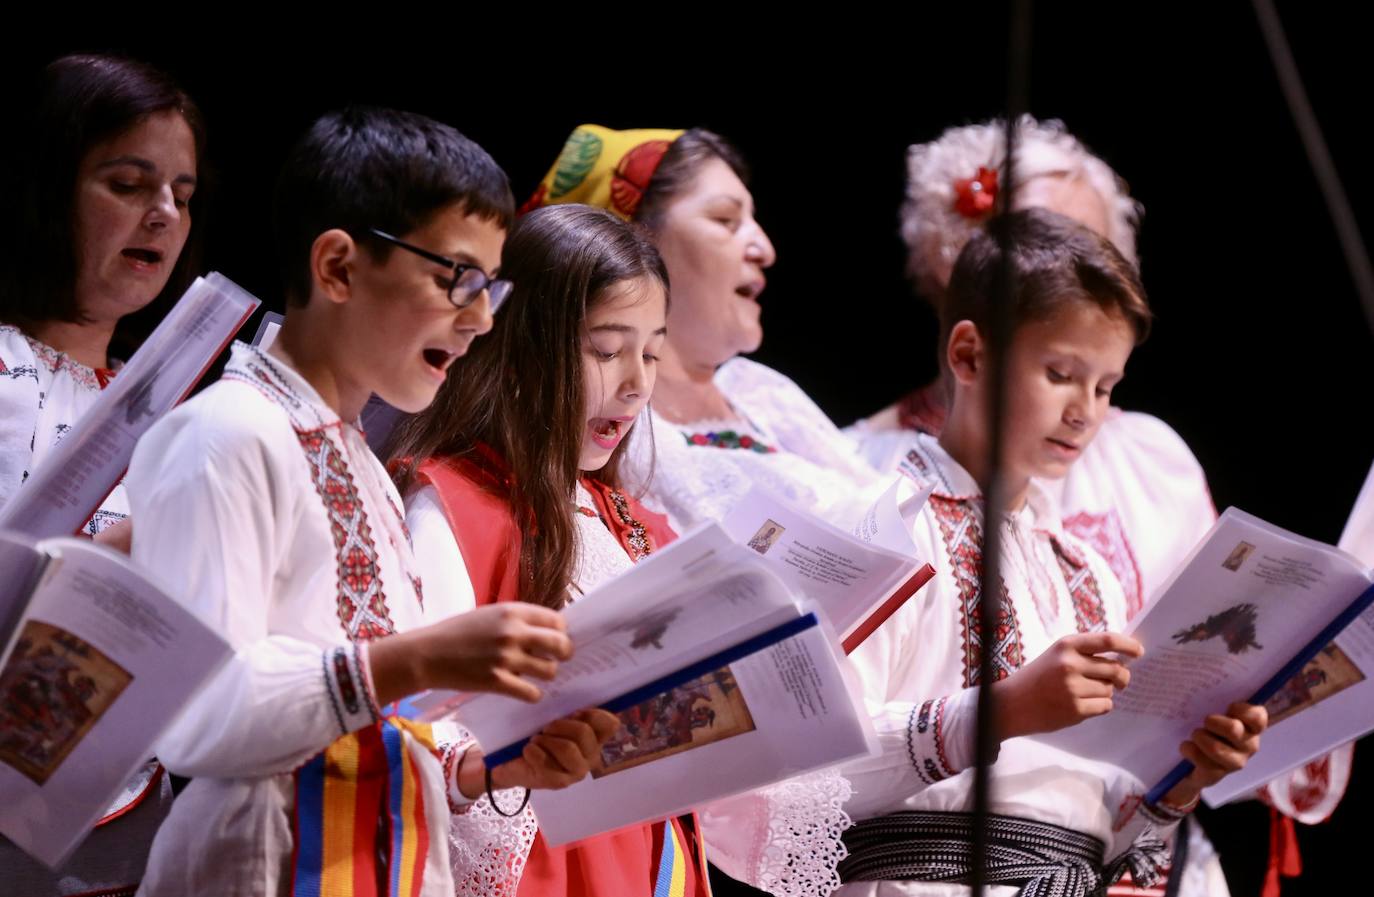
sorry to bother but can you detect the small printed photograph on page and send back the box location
[1221,541,1257,572]
[1265,643,1366,726]
[594,666,756,778]
[0,620,133,784]
[1172,602,1264,655]
[747,520,786,555]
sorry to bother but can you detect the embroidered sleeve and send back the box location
[428,719,479,814]
[132,391,383,778]
[0,329,42,511]
[905,688,980,783]
[1105,796,1182,874]
[323,644,379,735]
[1261,742,1354,824]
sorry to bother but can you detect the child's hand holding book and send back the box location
[456,709,621,798]
[1160,702,1268,809]
[370,602,574,704]
[994,632,1143,740]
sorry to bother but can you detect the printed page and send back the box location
[0,533,46,649]
[721,478,930,639]
[531,621,877,845]
[0,273,260,540]
[414,525,802,750]
[1031,507,1373,792]
[1204,487,1374,805]
[0,538,232,867]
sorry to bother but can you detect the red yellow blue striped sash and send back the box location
[292,717,435,897]
[654,819,688,897]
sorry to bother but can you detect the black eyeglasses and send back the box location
[368,228,513,312]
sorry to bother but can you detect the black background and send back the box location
[7,5,1369,893]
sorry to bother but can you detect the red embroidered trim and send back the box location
[442,742,468,814]
[21,332,103,390]
[297,428,395,641]
[1051,536,1109,634]
[896,385,949,436]
[929,495,1025,686]
[1289,755,1333,816]
[932,696,954,779]
[606,489,652,561]
[911,700,941,784]
[1063,510,1144,618]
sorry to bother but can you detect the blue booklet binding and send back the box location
[1146,581,1374,804]
[484,611,820,768]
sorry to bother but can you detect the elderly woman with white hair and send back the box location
[848,115,1349,897]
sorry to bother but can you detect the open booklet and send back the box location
[1029,506,1374,807]
[409,477,940,845]
[0,533,231,867]
[721,476,936,653]
[0,272,260,539]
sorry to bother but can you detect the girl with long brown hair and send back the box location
[391,203,709,897]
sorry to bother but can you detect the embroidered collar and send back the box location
[897,383,949,436]
[908,433,1065,537]
[682,428,779,453]
[3,324,115,391]
[222,341,345,433]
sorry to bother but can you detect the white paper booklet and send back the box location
[412,523,878,845]
[721,477,935,653]
[0,273,259,539]
[1029,507,1374,806]
[0,533,231,866]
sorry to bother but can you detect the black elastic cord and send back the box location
[484,767,531,817]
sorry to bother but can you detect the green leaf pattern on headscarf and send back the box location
[549,128,604,199]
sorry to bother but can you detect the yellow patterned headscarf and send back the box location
[521,124,685,221]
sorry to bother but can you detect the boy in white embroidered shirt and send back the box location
[125,108,616,897]
[836,208,1268,897]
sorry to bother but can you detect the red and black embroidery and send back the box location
[606,489,652,561]
[1051,536,1109,634]
[332,647,361,715]
[1063,510,1143,618]
[20,331,102,390]
[297,427,395,641]
[908,702,936,785]
[929,495,1025,687]
[932,697,954,779]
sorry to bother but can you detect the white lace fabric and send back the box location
[448,796,540,897]
[703,766,855,897]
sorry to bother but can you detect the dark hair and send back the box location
[634,128,750,230]
[391,204,668,609]
[274,106,515,306]
[0,54,206,333]
[944,208,1151,351]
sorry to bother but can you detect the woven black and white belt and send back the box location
[837,810,1166,897]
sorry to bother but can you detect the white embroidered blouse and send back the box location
[127,343,467,897]
[836,434,1176,897]
[624,358,889,534]
[405,481,653,896]
[0,324,125,533]
[621,357,889,896]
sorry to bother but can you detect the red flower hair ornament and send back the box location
[953,166,999,219]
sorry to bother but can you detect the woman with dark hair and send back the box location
[524,127,883,897]
[0,53,203,896]
[390,203,711,896]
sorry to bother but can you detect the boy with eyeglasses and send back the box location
[127,107,616,896]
